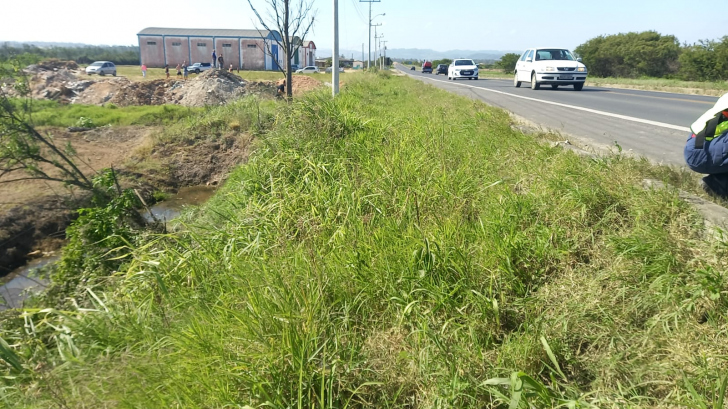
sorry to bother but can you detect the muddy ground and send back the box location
[0,126,253,275]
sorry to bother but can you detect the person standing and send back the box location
[183,64,189,81]
[141,63,147,78]
[212,49,217,68]
[176,63,182,77]
[218,54,224,71]
[165,64,169,79]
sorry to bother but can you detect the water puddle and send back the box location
[1,186,217,310]
[144,185,217,222]
[0,255,58,311]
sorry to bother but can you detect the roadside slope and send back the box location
[2,72,727,408]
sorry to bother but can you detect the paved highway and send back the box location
[396,64,720,166]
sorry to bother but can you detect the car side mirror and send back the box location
[577,57,583,62]
[526,58,532,62]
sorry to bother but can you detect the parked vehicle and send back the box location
[296,66,320,74]
[188,63,212,74]
[290,64,299,71]
[325,66,345,73]
[85,61,116,76]
[447,59,478,80]
[421,61,433,74]
[514,48,587,91]
[435,64,448,75]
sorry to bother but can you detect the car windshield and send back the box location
[90,62,103,67]
[535,49,575,61]
[454,60,475,66]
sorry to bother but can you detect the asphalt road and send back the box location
[396,64,720,166]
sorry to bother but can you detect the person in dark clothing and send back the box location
[684,93,728,198]
[218,55,224,70]
[277,79,286,96]
[212,49,217,68]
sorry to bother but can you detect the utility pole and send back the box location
[360,0,382,70]
[381,40,388,69]
[333,0,339,96]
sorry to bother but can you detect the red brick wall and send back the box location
[164,36,190,68]
[214,38,240,70]
[190,38,214,65]
[139,36,165,68]
[241,39,265,71]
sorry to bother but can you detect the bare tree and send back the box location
[0,61,95,192]
[246,0,316,99]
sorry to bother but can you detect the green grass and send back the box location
[18,99,199,127]
[587,76,728,95]
[2,72,727,408]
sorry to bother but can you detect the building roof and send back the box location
[303,41,316,49]
[138,27,278,39]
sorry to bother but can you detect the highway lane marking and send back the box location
[413,73,691,133]
[446,76,715,105]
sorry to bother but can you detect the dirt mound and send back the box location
[22,61,317,107]
[109,79,171,106]
[289,75,323,95]
[25,60,80,74]
[170,70,276,106]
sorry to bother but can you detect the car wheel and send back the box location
[574,83,584,91]
[99,72,105,76]
[474,77,478,80]
[195,69,200,74]
[551,84,558,89]
[531,73,540,90]
[514,73,521,87]
[112,71,116,76]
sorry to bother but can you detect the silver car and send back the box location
[85,61,117,76]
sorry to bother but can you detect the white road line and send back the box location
[411,72,692,133]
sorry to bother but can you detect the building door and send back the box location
[271,44,278,69]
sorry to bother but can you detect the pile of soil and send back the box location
[289,75,324,95]
[27,59,80,72]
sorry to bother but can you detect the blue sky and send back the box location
[2,0,726,53]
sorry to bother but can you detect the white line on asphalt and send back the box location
[412,72,692,133]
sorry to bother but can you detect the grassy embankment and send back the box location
[22,99,198,127]
[1,72,727,408]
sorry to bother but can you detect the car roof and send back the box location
[92,61,113,63]
[532,47,572,50]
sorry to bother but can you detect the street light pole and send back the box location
[381,40,388,69]
[360,0,383,70]
[333,0,339,96]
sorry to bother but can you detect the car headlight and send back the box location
[545,67,555,72]
[577,67,586,72]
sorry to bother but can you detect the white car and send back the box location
[85,61,116,76]
[296,66,320,74]
[448,59,478,80]
[514,48,587,91]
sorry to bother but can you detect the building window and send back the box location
[172,42,181,46]
[197,43,206,47]
[147,41,156,45]
[247,44,257,48]
[222,43,232,48]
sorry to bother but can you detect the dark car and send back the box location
[422,61,433,74]
[435,64,448,75]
